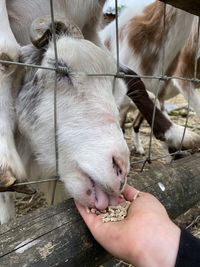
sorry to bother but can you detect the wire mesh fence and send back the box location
[1,0,200,208]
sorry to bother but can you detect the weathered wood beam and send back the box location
[128,153,200,219]
[1,153,200,267]
[159,0,200,16]
[0,199,111,267]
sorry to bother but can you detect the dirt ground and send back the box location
[14,93,200,267]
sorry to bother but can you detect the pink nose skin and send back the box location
[112,156,127,191]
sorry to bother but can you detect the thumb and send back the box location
[75,201,104,230]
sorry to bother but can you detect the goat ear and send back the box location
[30,15,83,49]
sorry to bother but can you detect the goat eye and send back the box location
[56,65,73,85]
[47,58,73,84]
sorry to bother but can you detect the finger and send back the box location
[123,184,141,201]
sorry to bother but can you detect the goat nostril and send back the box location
[120,181,125,191]
[112,156,123,177]
[86,189,92,196]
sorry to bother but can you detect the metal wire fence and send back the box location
[1,0,200,206]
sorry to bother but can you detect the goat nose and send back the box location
[112,156,127,191]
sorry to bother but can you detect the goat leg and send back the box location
[121,66,200,152]
[121,66,171,140]
[0,183,36,195]
[131,112,145,155]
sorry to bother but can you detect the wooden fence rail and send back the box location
[1,153,200,266]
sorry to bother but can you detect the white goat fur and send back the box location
[0,0,130,224]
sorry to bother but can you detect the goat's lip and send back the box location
[90,178,121,210]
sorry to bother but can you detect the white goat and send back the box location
[100,0,200,154]
[0,0,130,224]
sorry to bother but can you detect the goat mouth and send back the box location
[89,177,121,210]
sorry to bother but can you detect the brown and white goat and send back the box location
[100,0,200,154]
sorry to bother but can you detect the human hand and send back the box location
[75,185,181,267]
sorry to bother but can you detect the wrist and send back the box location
[128,218,181,267]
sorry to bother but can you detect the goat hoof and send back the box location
[132,146,145,156]
[0,53,16,75]
[0,169,36,195]
[0,169,16,188]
